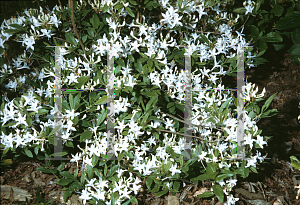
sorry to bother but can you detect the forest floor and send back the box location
[1,51,300,205]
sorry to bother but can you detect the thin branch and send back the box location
[53,36,71,44]
[58,0,64,12]
[154,128,220,143]
[69,0,86,54]
[235,15,250,32]
[160,111,224,132]
[81,9,92,21]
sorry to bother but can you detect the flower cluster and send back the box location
[0,0,269,204]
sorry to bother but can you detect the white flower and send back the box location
[256,135,267,148]
[169,163,181,176]
[198,151,207,161]
[67,73,79,84]
[13,113,28,128]
[49,14,61,28]
[70,153,82,167]
[40,28,54,40]
[65,109,80,120]
[79,188,92,205]
[245,5,254,15]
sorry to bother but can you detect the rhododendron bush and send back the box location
[0,0,278,204]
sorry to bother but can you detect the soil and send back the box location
[1,50,300,205]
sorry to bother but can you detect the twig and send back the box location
[235,15,249,32]
[160,111,224,132]
[58,0,64,12]
[53,36,71,44]
[69,0,86,54]
[81,9,92,21]
[154,128,219,143]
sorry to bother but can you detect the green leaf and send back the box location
[75,76,90,88]
[122,197,138,205]
[233,7,246,14]
[206,163,219,179]
[9,24,26,30]
[50,152,68,157]
[261,94,275,113]
[178,0,183,8]
[290,156,300,171]
[36,167,58,174]
[141,91,158,97]
[248,110,256,119]
[141,112,150,125]
[57,178,73,186]
[97,111,107,126]
[128,0,138,5]
[63,190,72,202]
[49,125,62,137]
[135,60,143,73]
[87,27,95,38]
[90,13,100,30]
[249,25,259,41]
[95,96,107,105]
[2,122,17,128]
[107,165,119,178]
[173,181,180,192]
[103,4,110,13]
[4,29,20,34]
[146,96,158,111]
[191,173,211,182]
[38,109,48,115]
[114,4,123,10]
[111,194,115,205]
[60,171,74,179]
[271,4,284,16]
[212,184,224,202]
[65,33,77,46]
[146,177,153,190]
[215,173,234,182]
[250,166,258,174]
[26,116,32,127]
[195,191,214,198]
[155,187,168,197]
[86,165,93,179]
[167,102,175,109]
[104,164,108,176]
[24,149,33,158]
[275,12,300,30]
[291,47,300,63]
[69,181,83,192]
[261,32,283,43]
[292,27,300,45]
[80,131,93,142]
[0,71,8,85]
[125,7,135,17]
[92,155,98,167]
[82,35,87,43]
[69,94,74,110]
[80,170,85,184]
[57,163,66,172]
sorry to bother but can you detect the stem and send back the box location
[69,0,86,54]
[154,128,218,143]
[53,36,72,44]
[58,0,64,12]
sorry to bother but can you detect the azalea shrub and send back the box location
[0,0,278,204]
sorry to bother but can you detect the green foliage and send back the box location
[290,156,300,171]
[228,0,300,65]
